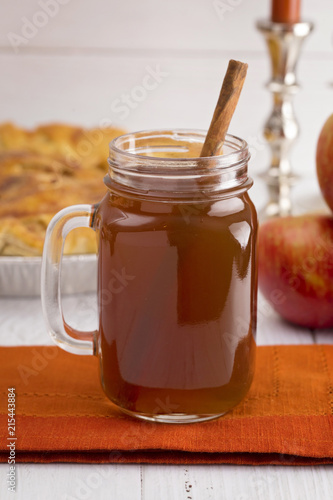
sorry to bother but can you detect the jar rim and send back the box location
[109,129,250,171]
[107,129,251,199]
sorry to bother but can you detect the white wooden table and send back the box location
[0,263,333,500]
[1,0,333,496]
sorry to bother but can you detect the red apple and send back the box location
[316,113,333,212]
[258,215,333,328]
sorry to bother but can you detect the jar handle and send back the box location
[41,204,97,355]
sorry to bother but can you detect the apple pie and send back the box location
[0,122,125,256]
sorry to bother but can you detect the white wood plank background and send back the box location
[0,0,332,53]
[1,51,332,181]
[0,0,332,184]
[1,0,333,498]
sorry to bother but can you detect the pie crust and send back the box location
[0,123,124,256]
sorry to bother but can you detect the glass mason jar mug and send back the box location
[41,129,258,424]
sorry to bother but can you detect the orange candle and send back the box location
[271,0,301,23]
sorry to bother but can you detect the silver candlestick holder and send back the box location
[257,20,313,218]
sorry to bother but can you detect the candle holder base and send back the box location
[258,171,299,220]
[259,167,300,221]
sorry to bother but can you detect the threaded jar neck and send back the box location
[106,129,251,201]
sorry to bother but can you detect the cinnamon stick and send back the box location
[200,60,248,158]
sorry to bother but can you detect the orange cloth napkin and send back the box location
[0,345,332,465]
